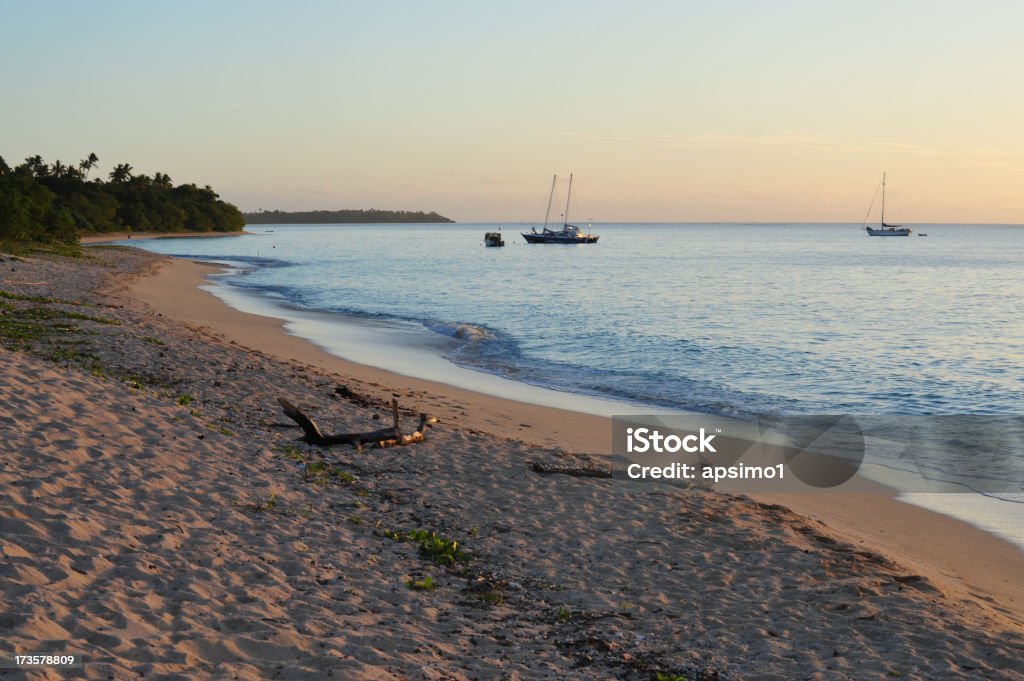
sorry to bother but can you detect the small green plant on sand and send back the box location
[304,460,356,485]
[406,576,436,591]
[331,468,356,484]
[176,394,193,406]
[243,493,277,512]
[407,529,468,565]
[280,444,304,462]
[0,290,81,305]
[655,673,687,681]
[305,460,327,475]
[44,345,104,375]
[7,242,85,259]
[0,292,117,361]
[475,590,504,605]
[206,422,234,436]
[557,606,572,622]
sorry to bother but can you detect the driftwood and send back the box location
[278,397,431,449]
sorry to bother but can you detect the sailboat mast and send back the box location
[543,174,556,231]
[564,173,573,227]
[881,172,886,226]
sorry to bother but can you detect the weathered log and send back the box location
[374,414,429,448]
[277,397,431,449]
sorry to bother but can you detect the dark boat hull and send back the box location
[865,227,912,236]
[521,233,599,244]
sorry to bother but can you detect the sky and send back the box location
[2,0,1023,223]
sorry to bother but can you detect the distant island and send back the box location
[244,209,454,224]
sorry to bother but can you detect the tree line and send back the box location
[244,209,454,224]
[0,153,245,246]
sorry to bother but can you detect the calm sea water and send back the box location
[131,222,1024,417]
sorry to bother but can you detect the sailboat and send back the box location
[864,173,912,236]
[522,174,599,244]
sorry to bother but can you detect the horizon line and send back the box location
[243,220,1024,227]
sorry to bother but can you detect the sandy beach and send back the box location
[1,246,1022,680]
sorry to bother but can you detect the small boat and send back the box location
[484,231,505,247]
[522,174,599,244]
[918,233,928,237]
[864,173,911,236]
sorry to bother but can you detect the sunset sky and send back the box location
[3,1,1022,223]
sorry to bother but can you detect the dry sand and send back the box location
[1,246,1022,680]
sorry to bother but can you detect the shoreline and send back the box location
[81,230,251,245]
[125,256,613,453]
[202,271,647,419]
[125,251,1023,626]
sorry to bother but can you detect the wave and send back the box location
[217,273,794,416]
[158,251,293,270]
[424,320,497,344]
[207,260,1008,421]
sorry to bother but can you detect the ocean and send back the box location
[123,222,1024,546]
[129,222,1024,416]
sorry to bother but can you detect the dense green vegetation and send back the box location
[0,153,245,248]
[244,209,454,224]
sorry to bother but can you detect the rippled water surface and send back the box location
[131,223,1024,417]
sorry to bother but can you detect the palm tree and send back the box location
[109,163,133,184]
[23,155,48,178]
[79,152,99,180]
